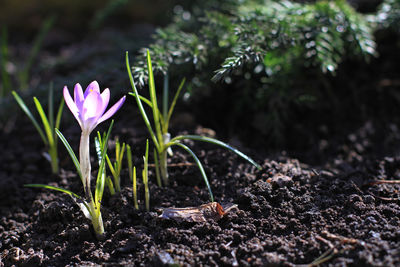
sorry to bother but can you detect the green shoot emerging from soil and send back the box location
[26,81,125,239]
[104,138,126,194]
[126,50,261,202]
[1,16,55,96]
[127,144,139,209]
[127,141,150,211]
[12,83,64,174]
[143,139,150,211]
[26,122,113,240]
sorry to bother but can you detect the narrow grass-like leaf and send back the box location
[163,73,169,121]
[12,91,48,145]
[118,143,126,167]
[48,83,54,130]
[106,155,117,178]
[153,148,162,187]
[106,177,115,195]
[95,131,104,164]
[145,139,149,169]
[34,97,54,145]
[144,139,149,189]
[166,78,186,129]
[56,128,82,181]
[146,50,163,145]
[128,93,166,132]
[25,184,92,219]
[170,142,214,202]
[20,15,55,89]
[127,144,133,181]
[25,184,81,200]
[48,143,58,173]
[1,27,11,96]
[133,166,138,209]
[126,52,159,150]
[95,121,114,209]
[96,158,107,212]
[128,92,153,108]
[116,140,120,162]
[25,15,55,72]
[95,135,106,204]
[171,135,261,170]
[143,139,150,211]
[55,98,65,134]
[116,142,126,184]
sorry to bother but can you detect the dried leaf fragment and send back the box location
[160,202,237,222]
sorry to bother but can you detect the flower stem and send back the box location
[80,131,105,239]
[80,131,91,200]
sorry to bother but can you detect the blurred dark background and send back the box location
[1,0,175,38]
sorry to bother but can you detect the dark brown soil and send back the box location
[1,104,400,266]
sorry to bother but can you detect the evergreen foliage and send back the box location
[133,0,376,81]
[131,0,379,144]
[376,0,400,34]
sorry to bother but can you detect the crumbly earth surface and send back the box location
[1,107,399,267]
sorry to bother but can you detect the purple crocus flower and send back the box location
[63,81,126,133]
[60,81,125,238]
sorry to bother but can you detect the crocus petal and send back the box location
[63,86,82,126]
[82,91,104,121]
[74,83,84,111]
[86,117,101,133]
[97,96,126,124]
[99,88,110,117]
[84,81,100,98]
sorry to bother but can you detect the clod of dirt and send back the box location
[160,202,238,222]
[267,173,293,187]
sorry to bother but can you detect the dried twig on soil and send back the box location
[367,180,400,186]
[321,231,360,245]
[364,179,400,201]
[370,194,399,201]
[298,231,361,267]
[148,162,195,168]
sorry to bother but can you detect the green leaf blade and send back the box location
[25,184,81,200]
[56,128,82,182]
[95,120,114,208]
[55,98,65,131]
[171,135,261,170]
[34,97,54,146]
[170,142,214,202]
[166,78,186,130]
[48,83,54,130]
[146,50,163,145]
[126,51,160,150]
[12,91,48,145]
